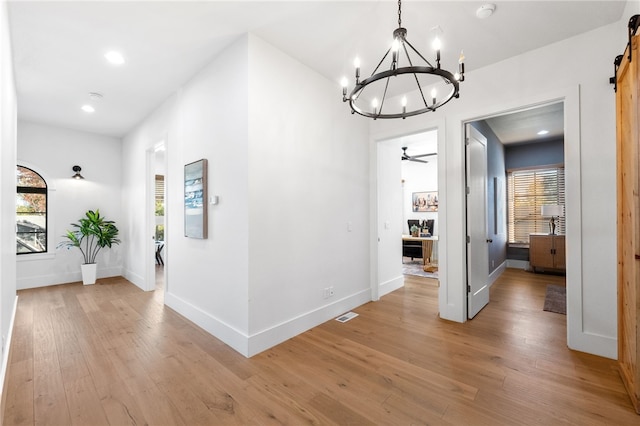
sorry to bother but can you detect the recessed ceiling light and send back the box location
[476,4,496,19]
[537,130,549,135]
[104,51,125,65]
[81,105,95,113]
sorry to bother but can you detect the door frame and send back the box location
[370,86,583,343]
[145,141,166,292]
[456,89,580,337]
[370,120,446,303]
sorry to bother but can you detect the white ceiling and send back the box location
[484,102,565,144]
[7,1,626,139]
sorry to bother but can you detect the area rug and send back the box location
[543,284,566,315]
[402,260,438,279]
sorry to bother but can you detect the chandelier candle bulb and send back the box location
[354,57,361,83]
[401,96,407,117]
[431,88,437,105]
[341,77,348,99]
[391,39,400,69]
[433,37,442,68]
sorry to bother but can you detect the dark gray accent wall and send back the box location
[505,138,564,170]
[470,121,506,275]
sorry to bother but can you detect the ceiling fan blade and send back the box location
[410,152,437,158]
[410,158,429,164]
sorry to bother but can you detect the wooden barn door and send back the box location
[616,26,640,415]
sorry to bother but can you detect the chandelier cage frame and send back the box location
[341,0,464,119]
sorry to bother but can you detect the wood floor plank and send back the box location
[96,380,148,426]
[32,311,70,426]
[2,359,34,425]
[2,269,638,425]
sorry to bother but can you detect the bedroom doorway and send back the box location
[465,101,566,319]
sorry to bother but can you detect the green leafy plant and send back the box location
[57,209,121,264]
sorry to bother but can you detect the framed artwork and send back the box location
[184,159,208,239]
[412,191,438,212]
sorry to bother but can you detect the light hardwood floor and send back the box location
[2,268,638,425]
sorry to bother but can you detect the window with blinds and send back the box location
[155,175,165,241]
[155,175,164,203]
[507,166,565,244]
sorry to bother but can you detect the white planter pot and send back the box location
[81,263,97,285]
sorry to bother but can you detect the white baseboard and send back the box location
[123,268,144,291]
[165,288,372,358]
[0,296,18,400]
[488,261,507,287]
[17,267,124,290]
[247,289,371,357]
[378,275,404,298]
[506,259,530,270]
[164,291,249,356]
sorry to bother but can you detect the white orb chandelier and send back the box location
[341,0,465,119]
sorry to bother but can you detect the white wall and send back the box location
[402,156,438,235]
[167,35,252,352]
[371,18,626,359]
[122,33,370,357]
[246,35,370,354]
[16,121,123,289]
[0,0,18,396]
[375,139,404,298]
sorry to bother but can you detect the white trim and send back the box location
[506,259,529,270]
[16,267,123,290]
[0,296,18,399]
[17,252,55,262]
[123,268,145,291]
[165,288,371,358]
[370,118,446,316]
[378,276,404,298]
[488,261,507,287]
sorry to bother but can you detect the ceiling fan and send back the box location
[401,146,437,164]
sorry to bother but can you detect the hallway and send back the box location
[2,269,636,424]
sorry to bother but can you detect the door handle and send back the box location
[486,239,493,243]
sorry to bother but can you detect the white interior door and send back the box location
[466,124,490,318]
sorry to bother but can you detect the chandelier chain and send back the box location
[397,0,402,28]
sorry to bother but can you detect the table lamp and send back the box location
[541,204,564,235]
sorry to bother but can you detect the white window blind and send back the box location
[155,175,164,201]
[507,166,565,244]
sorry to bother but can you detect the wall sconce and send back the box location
[72,165,84,180]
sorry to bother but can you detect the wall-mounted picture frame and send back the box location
[412,191,438,212]
[184,159,208,239]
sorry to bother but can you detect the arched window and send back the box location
[17,165,47,254]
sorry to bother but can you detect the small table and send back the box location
[402,235,438,270]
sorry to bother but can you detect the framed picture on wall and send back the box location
[412,191,438,212]
[184,159,208,239]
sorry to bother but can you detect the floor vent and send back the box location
[335,312,359,323]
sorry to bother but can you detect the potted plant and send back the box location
[57,209,121,285]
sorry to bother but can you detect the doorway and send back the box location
[146,141,167,293]
[465,102,565,318]
[375,129,439,297]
